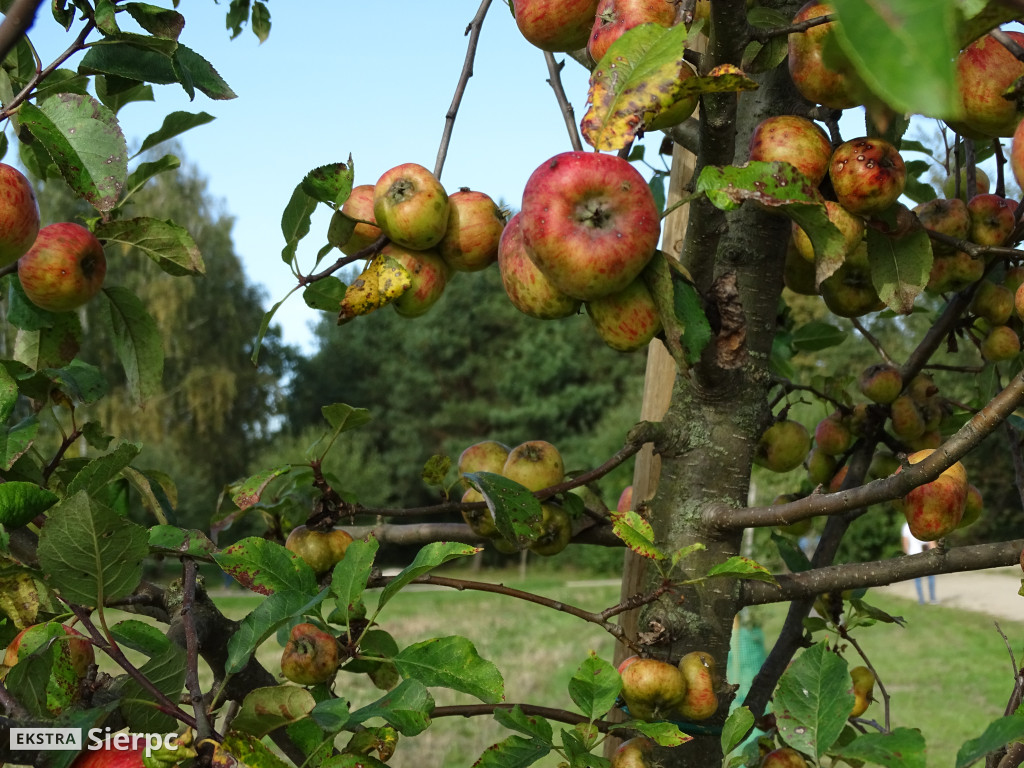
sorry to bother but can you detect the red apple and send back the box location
[956,30,1024,137]
[585,277,662,352]
[967,193,1017,247]
[970,279,1014,325]
[787,1,861,110]
[512,0,601,52]
[828,138,906,216]
[926,250,984,294]
[749,115,834,186]
[520,151,660,301]
[0,163,39,267]
[338,184,382,256]
[617,485,633,512]
[498,213,582,319]
[18,222,106,312]
[70,745,144,768]
[380,243,449,317]
[373,163,449,250]
[587,0,677,64]
[897,448,968,541]
[437,189,506,272]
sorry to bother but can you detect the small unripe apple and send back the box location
[792,200,864,263]
[461,488,499,538]
[849,665,875,717]
[762,747,809,768]
[437,189,506,272]
[754,420,811,473]
[889,394,926,442]
[610,736,654,768]
[820,241,884,318]
[980,324,1021,362]
[943,167,991,202]
[458,440,512,488]
[958,484,983,528]
[805,445,837,485]
[529,503,572,556]
[285,525,354,575]
[619,656,688,721]
[970,280,1014,325]
[897,448,968,540]
[502,440,564,491]
[498,212,582,319]
[1004,265,1024,295]
[0,163,40,267]
[813,411,853,456]
[749,115,834,186]
[512,0,601,52]
[585,277,663,352]
[828,138,906,216]
[18,222,107,312]
[338,184,382,256]
[787,1,861,109]
[967,194,1017,247]
[913,197,969,255]
[381,243,449,318]
[373,163,449,250]
[857,363,902,404]
[784,239,818,295]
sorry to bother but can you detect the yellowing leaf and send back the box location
[338,254,411,322]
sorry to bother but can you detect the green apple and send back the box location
[754,420,811,473]
[373,162,449,250]
[502,440,564,491]
[285,525,354,575]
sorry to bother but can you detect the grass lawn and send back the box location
[100,569,1024,767]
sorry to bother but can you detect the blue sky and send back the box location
[26,1,600,352]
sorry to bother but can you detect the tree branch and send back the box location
[544,51,583,152]
[434,0,493,180]
[0,0,44,66]
[430,702,621,732]
[181,559,218,744]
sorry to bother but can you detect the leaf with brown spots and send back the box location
[338,253,412,322]
[230,685,317,738]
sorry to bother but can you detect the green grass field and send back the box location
[104,568,1024,767]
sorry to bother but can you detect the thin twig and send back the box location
[0,0,44,66]
[430,702,620,732]
[181,559,218,744]
[434,0,493,180]
[850,318,895,366]
[544,51,584,152]
[748,12,834,42]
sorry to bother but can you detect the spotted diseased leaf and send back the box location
[581,23,692,151]
[610,509,666,560]
[231,686,317,738]
[866,225,931,315]
[394,636,505,704]
[231,465,292,510]
[464,471,543,547]
[775,642,852,758]
[338,254,412,322]
[706,555,777,585]
[301,159,354,207]
[95,217,204,277]
[212,536,318,596]
[697,161,822,212]
[613,719,693,747]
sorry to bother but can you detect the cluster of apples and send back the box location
[0,163,107,313]
[499,150,664,352]
[617,651,719,723]
[758,367,983,541]
[339,163,506,318]
[456,438,573,555]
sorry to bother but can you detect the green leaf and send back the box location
[172,44,237,100]
[329,536,378,626]
[421,454,451,487]
[0,482,58,527]
[281,183,318,263]
[698,161,822,211]
[310,697,351,733]
[830,0,961,120]
[0,361,15,422]
[148,525,216,558]
[706,555,777,584]
[493,705,554,743]
[96,217,205,276]
[232,686,317,738]
[473,734,551,768]
[13,317,82,371]
[95,75,155,114]
[110,618,171,656]
[774,642,853,758]
[36,491,149,606]
[791,321,848,352]
[213,536,319,596]
[231,465,293,510]
[671,274,712,366]
[377,541,480,612]
[394,636,504,703]
[348,678,435,736]
[41,359,108,405]
[742,8,789,73]
[301,160,354,207]
[321,402,372,433]
[136,110,215,156]
[464,471,543,547]
[303,277,347,312]
[119,644,186,733]
[18,94,127,212]
[610,509,666,560]
[103,286,164,405]
[225,590,326,675]
[123,467,177,522]
[866,225,932,315]
[955,715,1024,768]
[124,3,186,39]
[66,441,141,497]
[568,652,621,721]
[251,1,271,42]
[0,417,38,471]
[615,719,692,746]
[721,706,755,755]
[830,727,926,767]
[121,155,182,202]
[771,531,812,573]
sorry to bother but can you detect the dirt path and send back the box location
[874,567,1024,623]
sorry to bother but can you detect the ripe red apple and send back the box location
[280,622,340,685]
[617,485,633,512]
[677,650,718,720]
[520,151,660,301]
[502,439,564,491]
[791,200,864,262]
[585,277,663,352]
[380,243,449,317]
[967,193,1017,247]
[18,222,106,312]
[498,212,582,319]
[828,138,906,216]
[619,656,687,721]
[787,1,861,109]
[437,189,506,272]
[338,184,382,256]
[0,163,39,267]
[372,163,449,250]
[754,419,811,473]
[70,745,144,768]
[587,0,677,64]
[913,197,969,254]
[512,0,600,52]
[956,30,1024,137]
[897,448,968,541]
[284,525,354,575]
[749,115,834,186]
[458,440,512,488]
